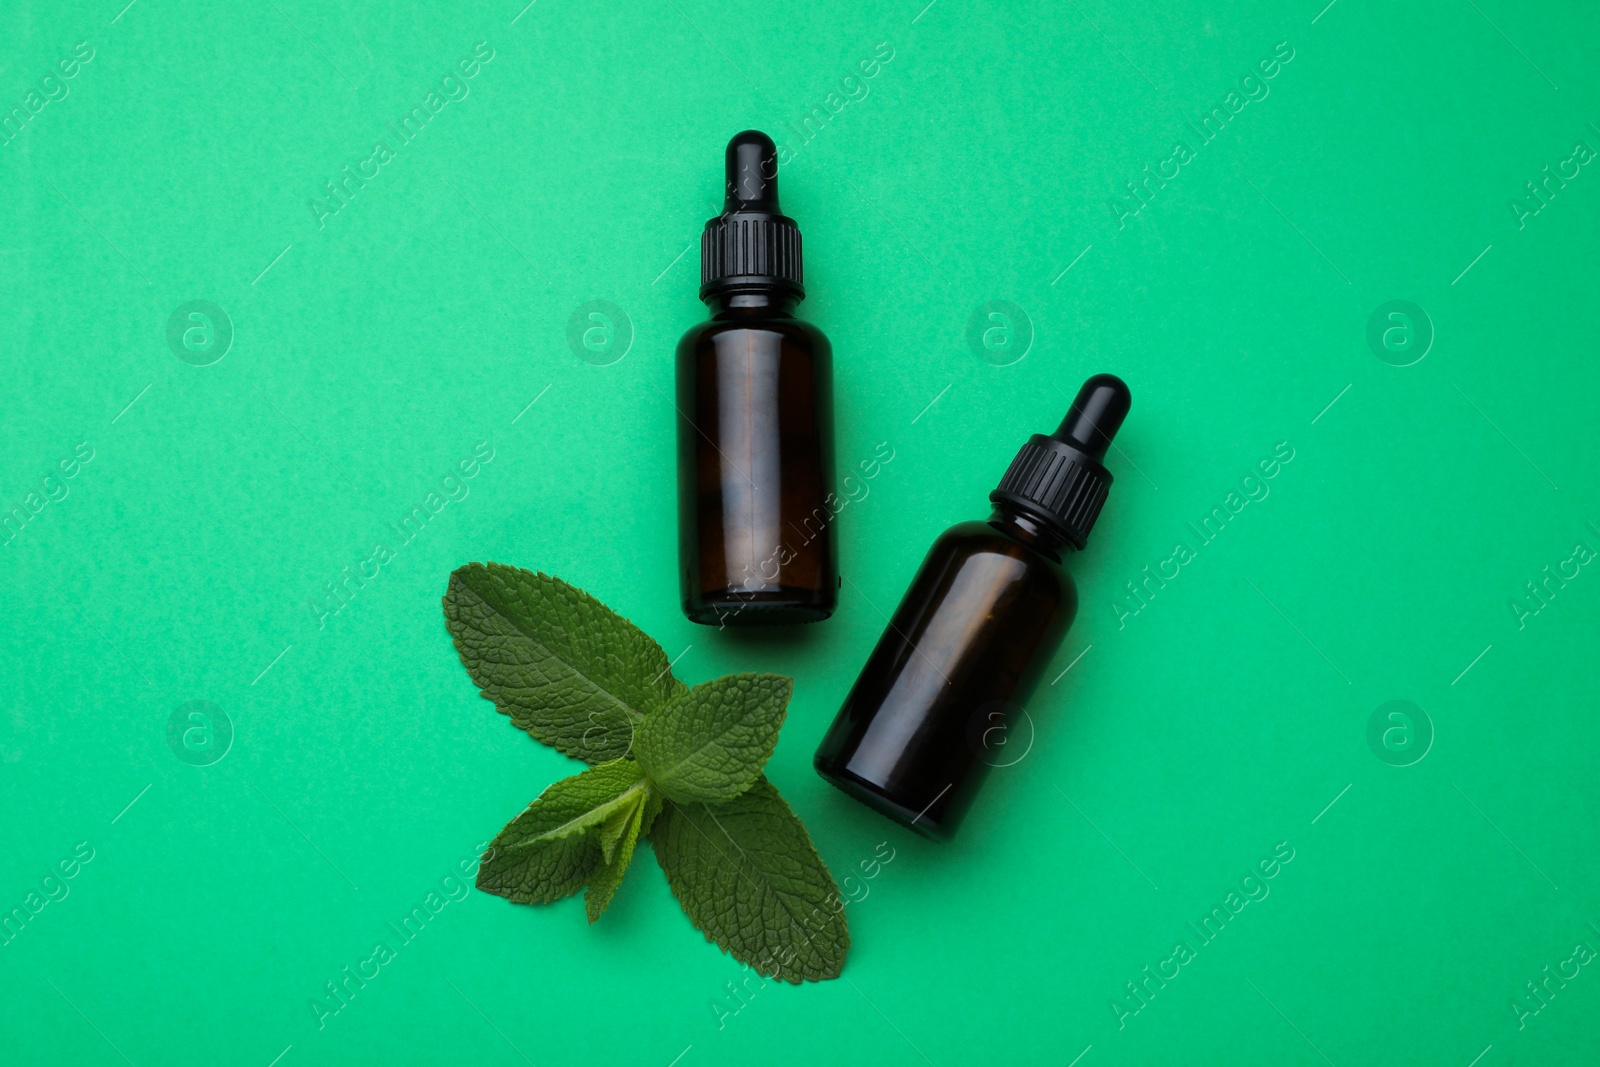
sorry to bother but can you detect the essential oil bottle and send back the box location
[814,374,1131,839]
[676,130,837,626]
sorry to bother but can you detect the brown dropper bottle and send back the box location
[676,131,837,626]
[815,375,1131,839]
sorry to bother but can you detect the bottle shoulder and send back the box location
[932,519,1075,587]
[678,313,830,352]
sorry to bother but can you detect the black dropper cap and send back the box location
[989,374,1132,550]
[700,131,804,302]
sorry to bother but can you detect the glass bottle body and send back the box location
[814,507,1077,838]
[676,292,837,626]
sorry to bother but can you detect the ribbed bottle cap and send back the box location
[700,131,804,301]
[989,374,1131,550]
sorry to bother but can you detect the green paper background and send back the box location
[4,0,1598,1063]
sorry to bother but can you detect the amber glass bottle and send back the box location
[815,375,1131,839]
[676,131,837,626]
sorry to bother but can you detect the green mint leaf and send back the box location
[477,760,646,904]
[597,783,663,864]
[633,674,792,804]
[651,777,849,982]
[597,798,637,865]
[585,790,660,923]
[444,563,686,764]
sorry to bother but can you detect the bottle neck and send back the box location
[706,289,800,316]
[988,504,1075,558]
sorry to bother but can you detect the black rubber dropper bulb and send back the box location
[725,130,780,212]
[1054,373,1131,461]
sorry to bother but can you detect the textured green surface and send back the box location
[4,0,1599,1062]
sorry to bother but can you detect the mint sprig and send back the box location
[445,563,850,980]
